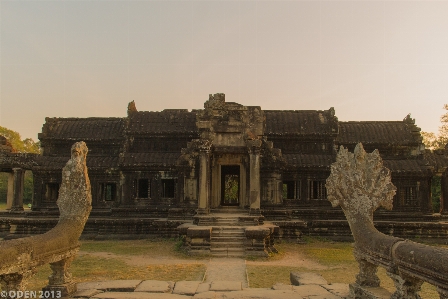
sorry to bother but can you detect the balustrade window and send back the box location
[400,186,418,206]
[100,183,116,201]
[308,180,326,200]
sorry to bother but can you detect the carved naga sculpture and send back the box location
[0,142,92,297]
[326,143,448,299]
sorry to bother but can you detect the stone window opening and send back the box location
[283,181,296,199]
[45,183,59,201]
[136,178,150,199]
[400,185,419,206]
[100,183,116,201]
[161,179,175,198]
[308,180,326,200]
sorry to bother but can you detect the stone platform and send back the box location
[73,279,350,299]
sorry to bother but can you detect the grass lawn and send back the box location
[1,237,444,299]
[0,203,31,210]
[247,238,440,299]
[26,239,206,292]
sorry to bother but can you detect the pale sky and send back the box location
[1,0,448,140]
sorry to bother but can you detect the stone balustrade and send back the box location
[0,142,92,297]
[326,143,448,299]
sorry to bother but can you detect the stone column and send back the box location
[197,146,211,214]
[441,172,448,214]
[247,140,262,215]
[419,180,432,214]
[6,172,14,210]
[7,168,25,212]
[184,167,197,205]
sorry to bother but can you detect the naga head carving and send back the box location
[326,143,396,222]
[58,141,92,222]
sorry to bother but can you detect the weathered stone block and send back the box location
[134,280,173,293]
[290,272,328,286]
[172,281,201,296]
[209,281,242,292]
[77,280,142,292]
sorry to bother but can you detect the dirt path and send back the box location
[79,248,327,270]
[78,251,208,267]
[246,250,328,270]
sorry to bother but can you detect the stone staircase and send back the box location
[210,226,246,257]
[187,208,267,257]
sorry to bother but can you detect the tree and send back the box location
[0,126,41,154]
[0,126,40,207]
[422,104,448,150]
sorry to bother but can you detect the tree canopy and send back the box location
[0,126,40,154]
[0,126,40,207]
[422,104,448,150]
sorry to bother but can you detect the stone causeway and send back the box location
[73,278,350,299]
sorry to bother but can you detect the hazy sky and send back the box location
[2,0,448,140]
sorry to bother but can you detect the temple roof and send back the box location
[121,152,180,167]
[34,156,120,170]
[423,151,448,173]
[383,159,432,175]
[283,154,335,168]
[40,118,125,141]
[337,121,421,145]
[264,110,337,136]
[127,110,197,135]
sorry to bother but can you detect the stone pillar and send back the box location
[184,167,197,205]
[441,172,448,214]
[7,168,25,212]
[42,256,77,297]
[387,271,423,299]
[197,147,211,214]
[248,140,262,215]
[6,172,13,209]
[419,179,432,214]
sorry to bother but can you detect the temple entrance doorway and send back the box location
[221,165,240,206]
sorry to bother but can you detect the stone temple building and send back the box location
[1,93,448,240]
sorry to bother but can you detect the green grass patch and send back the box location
[2,237,443,299]
[79,239,195,258]
[247,239,440,298]
[0,203,30,210]
[25,255,206,292]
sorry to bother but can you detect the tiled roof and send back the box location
[265,110,337,136]
[40,118,125,140]
[128,110,197,134]
[383,159,431,175]
[35,156,119,169]
[337,121,420,145]
[34,156,67,169]
[283,154,335,168]
[121,152,181,167]
[423,151,448,172]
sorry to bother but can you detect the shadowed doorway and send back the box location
[221,165,240,206]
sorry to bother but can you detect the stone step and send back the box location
[211,232,246,238]
[212,229,245,234]
[210,247,245,257]
[212,226,245,230]
[210,234,246,240]
[210,238,245,245]
[210,242,245,248]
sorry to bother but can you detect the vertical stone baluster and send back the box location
[354,253,380,287]
[42,255,77,297]
[0,270,34,295]
[437,287,448,299]
[387,271,423,299]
